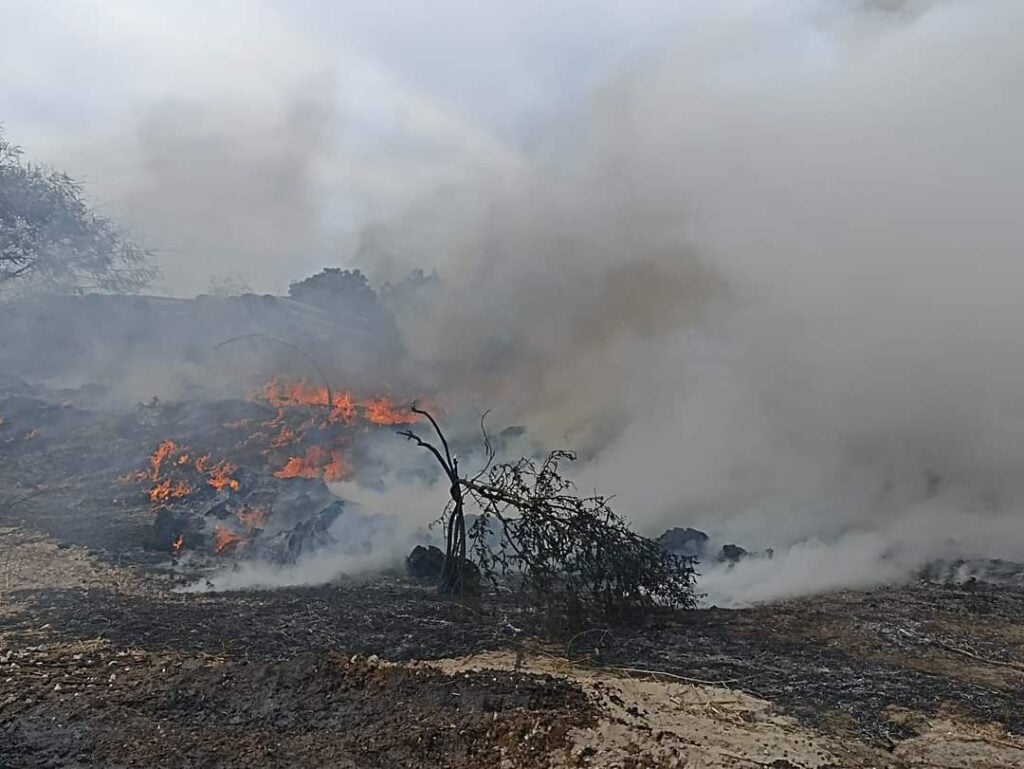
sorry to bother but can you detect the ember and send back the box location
[172,534,185,554]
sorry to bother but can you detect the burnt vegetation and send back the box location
[400,407,697,624]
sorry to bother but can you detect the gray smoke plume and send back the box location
[6,0,1023,601]
[356,0,1024,602]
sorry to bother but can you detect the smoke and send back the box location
[7,1,1024,601]
[355,0,1024,601]
[184,479,449,592]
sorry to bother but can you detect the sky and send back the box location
[1,0,692,294]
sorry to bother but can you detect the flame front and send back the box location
[362,397,417,425]
[274,445,352,482]
[213,525,243,554]
[260,380,418,425]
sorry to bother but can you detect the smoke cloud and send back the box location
[366,0,1024,602]
[6,0,1023,601]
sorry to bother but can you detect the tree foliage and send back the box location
[0,129,155,295]
[401,409,697,622]
[288,266,403,347]
[288,268,379,316]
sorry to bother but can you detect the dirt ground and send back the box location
[2,527,1024,768]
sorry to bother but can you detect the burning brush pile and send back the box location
[118,380,428,565]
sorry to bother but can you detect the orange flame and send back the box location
[274,445,352,482]
[322,449,351,482]
[363,396,416,425]
[260,380,418,425]
[149,440,179,479]
[135,442,242,505]
[148,477,193,503]
[269,424,299,448]
[213,525,243,554]
[206,460,240,492]
[172,534,185,554]
[118,468,148,484]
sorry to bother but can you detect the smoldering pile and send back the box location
[119,381,433,565]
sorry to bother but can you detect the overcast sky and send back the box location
[0,1,691,294]
[1,1,1018,297]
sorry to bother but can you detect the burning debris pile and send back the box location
[114,379,427,564]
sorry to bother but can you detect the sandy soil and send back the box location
[432,650,1024,768]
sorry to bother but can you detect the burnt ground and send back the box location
[2,388,1024,767]
[2,527,1023,768]
[1,646,592,769]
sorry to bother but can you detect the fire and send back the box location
[205,460,240,492]
[23,428,39,440]
[149,439,179,479]
[322,449,351,482]
[263,379,329,409]
[213,525,243,554]
[236,506,268,531]
[148,477,193,503]
[269,424,299,448]
[133,442,240,506]
[260,379,418,425]
[363,396,416,425]
[171,534,184,554]
[330,391,357,423]
[274,445,352,481]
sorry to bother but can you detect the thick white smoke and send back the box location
[368,0,1024,602]
[9,0,1023,602]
